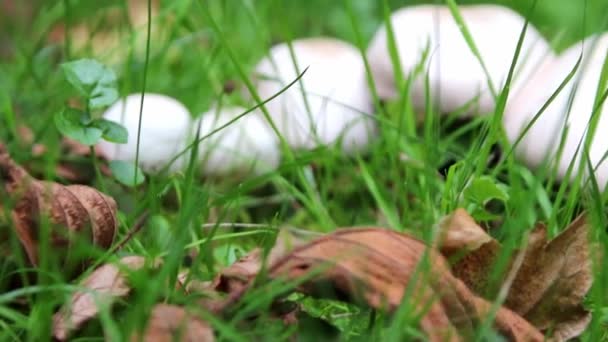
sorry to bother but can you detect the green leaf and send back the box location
[295,295,366,339]
[90,87,119,110]
[54,108,103,146]
[61,59,118,109]
[93,119,128,144]
[109,160,146,187]
[463,176,509,206]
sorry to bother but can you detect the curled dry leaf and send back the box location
[0,144,117,266]
[133,304,214,342]
[52,256,150,341]
[437,208,494,254]
[256,228,543,342]
[438,209,593,341]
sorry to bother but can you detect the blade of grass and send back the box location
[133,0,153,187]
[198,1,335,230]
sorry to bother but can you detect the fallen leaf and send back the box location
[437,209,501,294]
[197,229,319,317]
[176,270,214,294]
[214,248,264,294]
[52,256,149,341]
[437,208,494,254]
[0,144,117,265]
[437,209,593,341]
[506,215,592,341]
[263,228,543,342]
[213,229,308,294]
[133,304,214,342]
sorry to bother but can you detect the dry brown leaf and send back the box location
[438,208,494,254]
[132,304,214,342]
[438,209,593,341]
[263,228,543,342]
[169,230,309,316]
[506,215,592,341]
[213,229,308,294]
[0,144,117,266]
[438,209,501,294]
[52,256,149,341]
[214,248,264,294]
[177,270,215,294]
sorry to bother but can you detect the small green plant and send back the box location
[1,1,606,340]
[55,58,144,186]
[462,175,509,221]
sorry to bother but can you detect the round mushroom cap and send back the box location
[366,4,553,116]
[560,34,608,189]
[97,93,192,173]
[503,51,575,171]
[250,37,376,154]
[195,106,280,176]
[505,33,608,190]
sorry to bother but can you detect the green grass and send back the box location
[1,0,608,340]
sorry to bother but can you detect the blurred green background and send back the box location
[1,0,607,130]
[257,0,608,52]
[2,0,607,52]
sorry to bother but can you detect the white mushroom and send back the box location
[505,33,608,190]
[97,93,193,173]
[194,106,280,176]
[249,37,376,153]
[567,35,608,190]
[503,51,576,171]
[366,4,553,116]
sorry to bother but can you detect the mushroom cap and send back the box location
[195,106,280,176]
[503,50,575,171]
[97,93,192,173]
[366,4,552,116]
[505,33,608,190]
[250,37,376,153]
[561,34,608,189]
